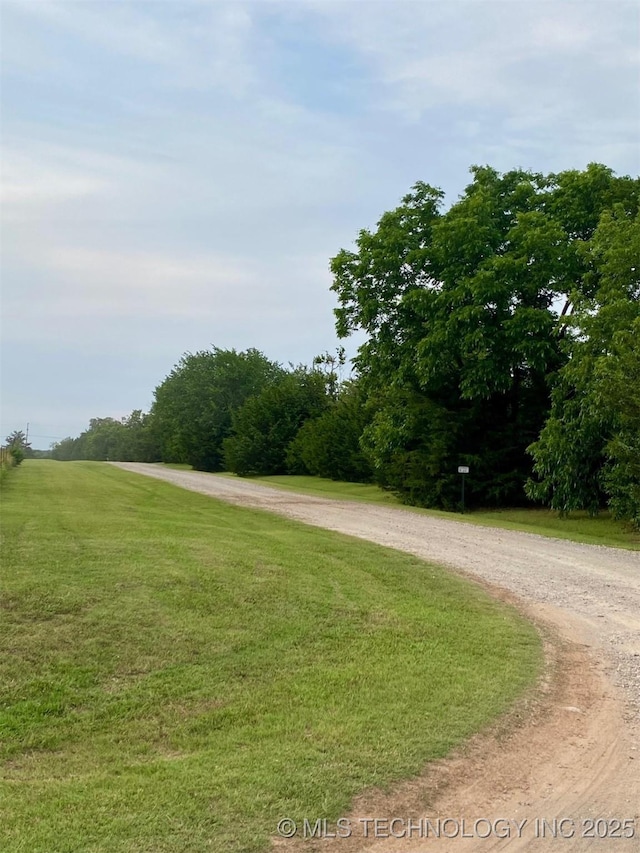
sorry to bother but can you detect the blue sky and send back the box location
[2,0,639,447]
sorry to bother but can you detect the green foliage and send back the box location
[224,369,329,476]
[360,389,459,506]
[152,347,282,471]
[525,388,608,515]
[287,381,373,482]
[50,411,161,462]
[4,430,31,465]
[595,314,640,527]
[8,446,25,466]
[331,164,640,511]
[49,436,79,460]
[527,207,640,527]
[29,449,52,459]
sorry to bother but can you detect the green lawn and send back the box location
[1,461,541,853]
[215,473,639,550]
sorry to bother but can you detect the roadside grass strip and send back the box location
[1,461,541,853]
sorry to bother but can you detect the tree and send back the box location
[288,379,373,482]
[108,410,161,462]
[49,411,161,462]
[152,348,282,471]
[224,369,329,476]
[331,164,639,508]
[4,430,31,465]
[50,437,79,461]
[597,319,640,527]
[527,207,640,525]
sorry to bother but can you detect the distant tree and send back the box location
[30,449,52,459]
[49,411,161,462]
[153,348,282,471]
[5,430,29,448]
[50,436,80,461]
[224,369,329,476]
[288,380,373,482]
[83,417,124,460]
[4,430,31,465]
[120,409,161,462]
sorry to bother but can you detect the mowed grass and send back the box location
[219,473,639,550]
[1,461,541,853]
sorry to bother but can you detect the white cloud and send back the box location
[4,0,258,96]
[1,154,107,207]
[3,234,336,342]
[11,244,255,319]
[9,1,187,64]
[0,141,161,227]
[309,1,639,121]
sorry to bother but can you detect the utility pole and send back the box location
[25,423,30,445]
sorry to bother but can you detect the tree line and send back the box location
[50,349,372,484]
[50,163,639,527]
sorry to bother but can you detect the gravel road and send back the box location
[112,463,640,851]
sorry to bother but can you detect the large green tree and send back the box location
[152,348,282,471]
[331,164,639,508]
[527,207,640,525]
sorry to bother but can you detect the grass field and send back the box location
[2,461,541,852]
[219,473,640,550]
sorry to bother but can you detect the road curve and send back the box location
[112,463,640,851]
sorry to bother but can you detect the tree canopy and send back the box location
[527,206,640,525]
[331,164,639,511]
[50,412,160,462]
[223,368,329,476]
[152,348,282,471]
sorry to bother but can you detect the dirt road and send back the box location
[112,463,640,851]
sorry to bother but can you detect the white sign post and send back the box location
[457,466,470,512]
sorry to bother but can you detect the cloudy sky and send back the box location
[1,0,638,447]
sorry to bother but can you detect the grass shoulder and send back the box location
[2,461,540,853]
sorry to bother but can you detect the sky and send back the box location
[1,0,639,448]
